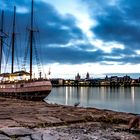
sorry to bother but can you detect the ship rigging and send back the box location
[0,0,52,101]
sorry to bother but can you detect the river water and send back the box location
[46,86,140,114]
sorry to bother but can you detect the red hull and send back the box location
[0,80,52,101]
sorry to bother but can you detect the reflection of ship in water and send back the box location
[0,0,52,101]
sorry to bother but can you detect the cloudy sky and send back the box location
[1,0,140,78]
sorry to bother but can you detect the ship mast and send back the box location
[30,0,34,79]
[0,10,4,74]
[11,6,16,73]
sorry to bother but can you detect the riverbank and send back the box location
[0,97,139,139]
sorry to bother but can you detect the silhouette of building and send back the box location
[86,72,90,80]
[75,73,81,81]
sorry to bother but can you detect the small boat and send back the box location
[0,0,52,101]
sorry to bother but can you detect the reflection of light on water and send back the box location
[69,87,72,103]
[80,87,89,105]
[100,87,106,100]
[80,87,84,103]
[131,87,135,104]
[47,86,140,114]
[121,87,125,96]
[66,87,68,105]
[65,87,73,105]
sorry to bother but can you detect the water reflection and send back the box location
[47,86,140,114]
[131,87,135,104]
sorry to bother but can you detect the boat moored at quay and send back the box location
[0,0,52,101]
[0,76,52,101]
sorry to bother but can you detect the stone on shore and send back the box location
[0,134,11,140]
[0,97,139,139]
[0,127,34,136]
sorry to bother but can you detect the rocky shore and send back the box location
[0,97,139,140]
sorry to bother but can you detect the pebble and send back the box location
[19,136,32,140]
[42,133,59,140]
[31,133,43,140]
[0,134,12,140]
[0,125,139,140]
[0,127,34,136]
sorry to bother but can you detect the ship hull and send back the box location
[0,80,52,101]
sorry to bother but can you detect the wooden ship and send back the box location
[0,0,52,101]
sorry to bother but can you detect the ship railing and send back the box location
[0,77,50,84]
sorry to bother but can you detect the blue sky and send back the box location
[1,0,140,78]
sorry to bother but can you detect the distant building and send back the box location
[51,78,64,86]
[86,72,90,80]
[110,76,118,82]
[123,75,131,82]
[105,75,109,81]
[75,73,81,81]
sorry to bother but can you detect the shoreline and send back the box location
[0,97,139,139]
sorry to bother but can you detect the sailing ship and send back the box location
[0,0,52,101]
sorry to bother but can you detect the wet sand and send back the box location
[0,97,139,139]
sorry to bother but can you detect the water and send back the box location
[46,86,140,114]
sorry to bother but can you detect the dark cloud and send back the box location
[80,0,140,65]
[93,10,140,48]
[0,0,85,66]
[84,0,140,50]
[33,2,83,45]
[41,46,105,64]
[1,0,140,66]
[111,48,136,56]
[99,47,140,65]
[2,1,83,45]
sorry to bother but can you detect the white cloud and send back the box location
[42,63,140,79]
[16,6,28,14]
[90,39,125,53]
[135,50,140,55]
[42,0,94,39]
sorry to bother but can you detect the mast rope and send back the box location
[21,35,30,71]
[33,37,42,76]
[36,31,46,76]
[15,41,20,71]
[3,40,11,73]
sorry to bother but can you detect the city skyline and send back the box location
[1,0,140,78]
